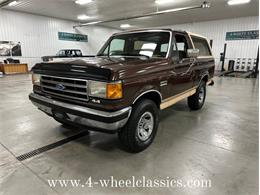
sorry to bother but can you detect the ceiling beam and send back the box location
[74,1,210,28]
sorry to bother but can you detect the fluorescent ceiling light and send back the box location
[120,24,131,28]
[73,2,208,28]
[227,0,251,5]
[84,21,101,25]
[75,0,93,5]
[8,1,18,6]
[155,0,174,5]
[77,15,90,20]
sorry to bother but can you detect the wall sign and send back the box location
[226,30,259,41]
[0,41,22,56]
[58,32,88,42]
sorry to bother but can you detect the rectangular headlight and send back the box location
[88,80,107,98]
[32,74,41,86]
[88,80,122,100]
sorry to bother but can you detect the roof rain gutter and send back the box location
[73,1,210,28]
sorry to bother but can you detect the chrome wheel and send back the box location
[137,112,154,141]
[198,87,205,104]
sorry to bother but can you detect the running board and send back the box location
[160,87,197,110]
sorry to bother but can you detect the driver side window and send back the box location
[173,34,189,61]
[172,42,179,62]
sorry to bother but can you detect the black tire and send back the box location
[118,99,159,153]
[188,81,206,110]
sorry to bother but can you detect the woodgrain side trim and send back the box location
[160,87,197,110]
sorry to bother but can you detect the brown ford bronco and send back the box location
[29,29,215,152]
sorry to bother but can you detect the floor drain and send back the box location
[16,131,89,161]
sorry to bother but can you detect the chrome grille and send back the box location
[40,75,88,101]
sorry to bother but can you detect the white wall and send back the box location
[0,9,258,71]
[0,10,119,69]
[162,16,259,70]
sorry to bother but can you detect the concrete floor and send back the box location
[0,74,258,195]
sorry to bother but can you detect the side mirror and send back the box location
[187,49,199,58]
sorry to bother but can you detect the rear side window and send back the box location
[191,36,211,56]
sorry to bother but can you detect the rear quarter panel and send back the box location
[193,56,215,86]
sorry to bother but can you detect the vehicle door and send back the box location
[167,33,196,96]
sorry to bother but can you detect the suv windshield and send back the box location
[98,31,170,59]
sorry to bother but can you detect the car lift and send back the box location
[218,45,259,78]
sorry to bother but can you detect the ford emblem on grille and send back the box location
[56,84,66,91]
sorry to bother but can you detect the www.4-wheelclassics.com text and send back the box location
[47,176,212,189]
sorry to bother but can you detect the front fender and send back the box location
[129,83,161,104]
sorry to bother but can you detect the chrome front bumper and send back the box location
[29,93,132,131]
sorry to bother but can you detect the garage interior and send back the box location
[0,0,259,195]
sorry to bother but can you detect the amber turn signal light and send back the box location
[106,83,123,99]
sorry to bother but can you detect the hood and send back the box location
[32,57,168,81]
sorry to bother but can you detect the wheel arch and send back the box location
[132,90,162,108]
[199,73,209,85]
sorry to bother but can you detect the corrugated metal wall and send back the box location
[0,9,258,71]
[164,16,259,70]
[0,10,119,69]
